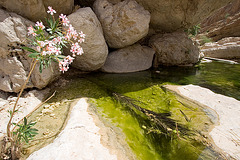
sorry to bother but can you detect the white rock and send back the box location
[0,9,60,93]
[65,7,108,71]
[27,98,117,160]
[101,44,155,73]
[93,0,150,48]
[173,85,240,160]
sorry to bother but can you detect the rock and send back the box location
[93,0,150,48]
[101,44,155,73]
[0,9,60,93]
[149,31,200,66]
[27,99,118,160]
[201,37,240,59]
[65,7,108,71]
[200,0,240,41]
[0,0,74,22]
[0,89,50,139]
[129,0,232,32]
[165,84,240,160]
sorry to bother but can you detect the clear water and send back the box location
[25,61,240,159]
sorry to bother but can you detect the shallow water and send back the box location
[25,61,240,159]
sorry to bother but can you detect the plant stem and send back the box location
[6,59,38,138]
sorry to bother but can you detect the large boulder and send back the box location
[0,0,74,22]
[65,7,108,71]
[201,37,240,59]
[93,0,150,48]
[0,9,60,93]
[101,44,155,73]
[131,0,232,32]
[149,31,199,67]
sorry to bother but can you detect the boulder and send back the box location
[93,0,150,48]
[0,0,74,22]
[101,44,155,73]
[0,9,60,93]
[201,37,240,59]
[65,7,108,71]
[149,31,199,66]
[130,0,232,32]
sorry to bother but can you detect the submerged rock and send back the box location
[0,9,60,93]
[149,31,199,67]
[101,44,155,73]
[65,7,108,71]
[93,0,150,48]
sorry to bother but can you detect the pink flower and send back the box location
[38,41,46,47]
[79,31,86,39]
[78,38,85,43]
[36,46,41,52]
[59,14,69,26]
[70,42,80,54]
[53,37,62,44]
[65,55,74,63]
[47,6,56,15]
[77,47,83,55]
[35,21,45,30]
[54,47,61,55]
[27,26,37,36]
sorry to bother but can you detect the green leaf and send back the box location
[24,117,27,126]
[57,55,66,60]
[28,52,40,58]
[21,46,37,53]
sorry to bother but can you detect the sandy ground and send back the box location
[165,84,240,160]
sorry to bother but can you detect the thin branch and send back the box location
[7,59,38,138]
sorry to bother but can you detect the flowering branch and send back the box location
[3,6,86,159]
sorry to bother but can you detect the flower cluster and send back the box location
[26,6,85,73]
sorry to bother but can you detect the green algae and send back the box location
[23,61,239,160]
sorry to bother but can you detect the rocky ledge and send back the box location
[201,37,240,59]
[165,84,240,160]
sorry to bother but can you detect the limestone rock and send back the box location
[0,9,60,93]
[165,84,240,160]
[149,31,199,66]
[200,0,240,41]
[65,7,108,71]
[27,99,118,160]
[93,0,150,48]
[130,0,232,32]
[101,44,155,73]
[0,0,74,22]
[201,37,240,59]
[0,89,50,138]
